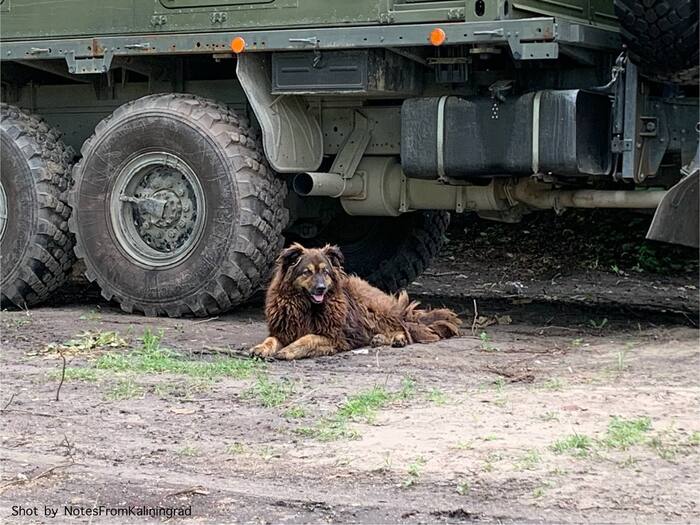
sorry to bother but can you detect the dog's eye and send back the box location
[323,268,330,275]
[302,269,312,276]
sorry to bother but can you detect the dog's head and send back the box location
[275,243,344,305]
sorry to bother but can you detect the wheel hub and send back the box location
[110,153,205,268]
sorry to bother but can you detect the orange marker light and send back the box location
[231,36,246,54]
[429,27,446,46]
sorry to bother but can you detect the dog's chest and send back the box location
[267,297,346,344]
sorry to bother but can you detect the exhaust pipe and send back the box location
[292,157,667,216]
[293,172,363,198]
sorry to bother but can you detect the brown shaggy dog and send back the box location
[250,243,461,360]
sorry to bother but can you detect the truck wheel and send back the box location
[69,94,288,317]
[304,211,449,292]
[0,104,75,308]
[614,0,699,84]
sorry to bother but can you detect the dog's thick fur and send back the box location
[250,243,461,360]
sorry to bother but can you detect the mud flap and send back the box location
[646,170,699,248]
[236,54,323,173]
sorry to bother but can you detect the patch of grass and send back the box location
[337,386,391,423]
[516,449,541,471]
[427,388,448,405]
[539,411,559,422]
[295,421,358,441]
[225,443,247,455]
[552,434,593,458]
[603,416,651,450]
[259,446,277,462]
[48,367,99,382]
[106,378,144,401]
[494,398,508,409]
[402,456,426,488]
[571,338,584,347]
[295,386,394,442]
[283,405,307,419]
[482,452,503,473]
[482,434,499,442]
[177,445,200,457]
[456,480,470,495]
[96,328,263,379]
[245,375,293,408]
[454,440,474,450]
[493,377,506,392]
[647,435,678,460]
[532,482,552,499]
[479,331,496,352]
[397,376,416,399]
[615,343,634,373]
[689,431,700,446]
[543,378,564,391]
[646,429,688,461]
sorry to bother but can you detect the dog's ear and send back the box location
[323,244,344,269]
[278,243,304,272]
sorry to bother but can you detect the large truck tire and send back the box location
[69,94,288,317]
[301,211,449,292]
[614,0,699,84]
[0,104,75,309]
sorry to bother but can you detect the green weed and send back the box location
[177,445,200,457]
[96,328,262,379]
[402,456,426,488]
[47,367,99,382]
[479,331,496,352]
[456,480,470,495]
[106,378,144,401]
[516,449,541,471]
[245,375,293,408]
[295,386,394,441]
[603,417,651,450]
[552,434,593,457]
[398,376,416,399]
[539,411,560,422]
[337,386,391,423]
[226,443,247,455]
[427,388,448,405]
[283,405,307,419]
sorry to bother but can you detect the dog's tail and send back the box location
[396,291,462,343]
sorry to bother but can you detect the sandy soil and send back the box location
[0,211,698,524]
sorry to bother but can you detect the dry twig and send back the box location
[55,349,67,402]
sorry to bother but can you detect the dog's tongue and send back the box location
[312,293,325,303]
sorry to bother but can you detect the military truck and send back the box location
[1,0,697,316]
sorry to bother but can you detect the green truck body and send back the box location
[0,0,697,316]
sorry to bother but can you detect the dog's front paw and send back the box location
[371,334,391,347]
[249,337,282,358]
[391,333,408,348]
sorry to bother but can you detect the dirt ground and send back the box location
[1,210,698,524]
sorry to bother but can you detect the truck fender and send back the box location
[235,53,323,173]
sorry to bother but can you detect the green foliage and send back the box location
[603,417,651,450]
[96,328,263,379]
[552,434,593,457]
[245,375,293,408]
[106,378,144,400]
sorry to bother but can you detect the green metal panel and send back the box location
[513,0,615,26]
[0,0,609,41]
